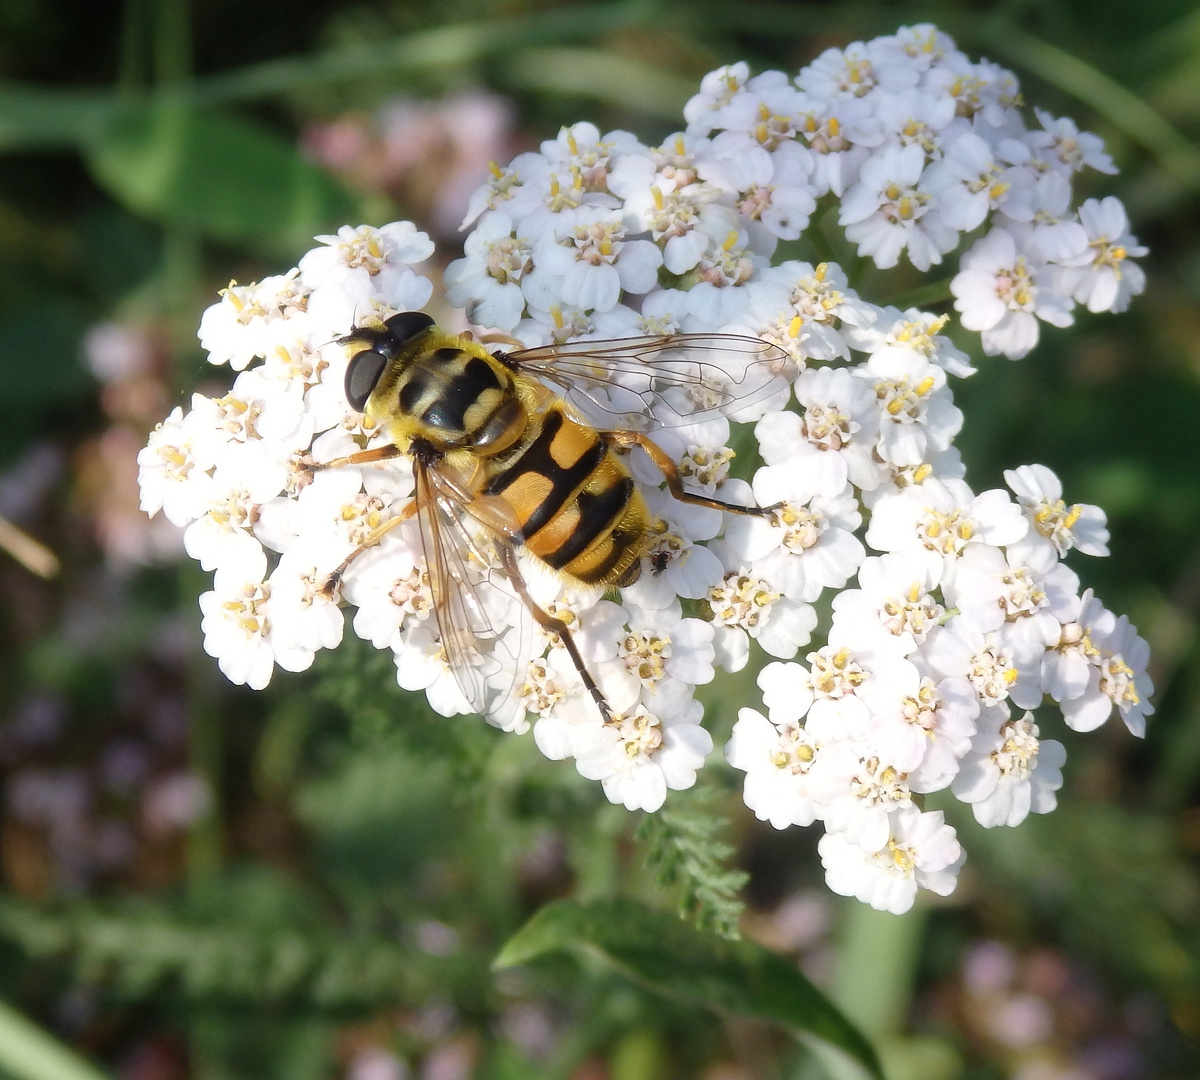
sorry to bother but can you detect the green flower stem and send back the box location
[831,901,927,1040]
[153,0,192,88]
[796,901,928,1080]
[189,5,655,106]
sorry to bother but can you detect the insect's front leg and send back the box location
[307,444,409,472]
[604,429,781,517]
[319,498,420,599]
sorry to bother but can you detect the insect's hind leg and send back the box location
[604,430,781,517]
[494,545,614,725]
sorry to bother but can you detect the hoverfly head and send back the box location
[344,311,437,413]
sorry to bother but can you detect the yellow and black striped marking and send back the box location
[484,404,646,587]
[385,345,514,449]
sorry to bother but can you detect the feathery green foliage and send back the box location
[635,786,749,940]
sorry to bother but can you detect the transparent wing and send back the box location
[412,456,533,727]
[506,333,798,429]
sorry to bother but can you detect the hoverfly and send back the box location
[315,311,796,726]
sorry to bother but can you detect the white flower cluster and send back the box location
[138,25,1153,916]
[449,24,1143,362]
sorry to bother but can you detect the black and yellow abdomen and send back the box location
[482,403,647,588]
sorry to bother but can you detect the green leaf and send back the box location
[84,102,360,254]
[0,999,113,1080]
[494,898,883,1078]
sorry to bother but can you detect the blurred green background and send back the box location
[0,0,1198,1077]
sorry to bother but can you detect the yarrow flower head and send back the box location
[140,24,1150,917]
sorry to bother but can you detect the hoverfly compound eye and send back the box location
[344,349,388,413]
[383,310,436,345]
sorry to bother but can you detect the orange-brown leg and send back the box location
[319,497,420,598]
[604,430,780,517]
[478,332,527,349]
[311,444,408,472]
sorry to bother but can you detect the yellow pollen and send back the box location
[567,132,579,155]
[674,134,686,155]
[551,306,565,330]
[368,237,382,259]
[898,195,914,219]
[908,583,921,602]
[815,262,828,281]
[600,239,613,257]
[651,185,664,210]
[959,522,974,540]
[916,376,936,396]
[834,647,851,666]
[828,116,840,137]
[1065,504,1082,528]
[488,160,504,178]
[1004,668,1019,684]
[887,398,906,416]
[914,463,933,483]
[929,314,949,333]
[989,180,1010,200]
[549,176,561,196]
[757,103,770,121]
[789,314,803,338]
[722,230,740,252]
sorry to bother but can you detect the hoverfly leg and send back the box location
[309,444,409,472]
[479,331,527,349]
[494,544,614,725]
[604,430,778,519]
[319,498,420,599]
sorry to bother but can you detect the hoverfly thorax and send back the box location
[342,310,527,456]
